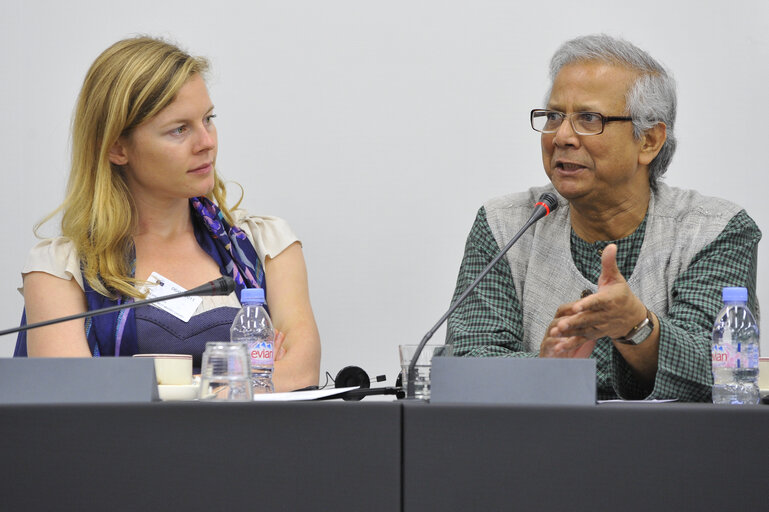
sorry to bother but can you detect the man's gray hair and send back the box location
[549,34,677,187]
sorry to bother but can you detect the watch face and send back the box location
[620,313,653,345]
[629,322,653,344]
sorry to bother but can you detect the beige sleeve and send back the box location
[19,213,299,294]
[231,210,301,264]
[20,237,85,292]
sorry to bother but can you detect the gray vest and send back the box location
[483,183,741,352]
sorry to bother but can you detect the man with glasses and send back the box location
[447,34,760,401]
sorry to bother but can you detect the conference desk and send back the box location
[1,400,768,511]
[0,401,401,511]
[402,402,769,511]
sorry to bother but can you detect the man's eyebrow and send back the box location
[545,103,603,112]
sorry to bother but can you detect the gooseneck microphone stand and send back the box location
[0,276,236,338]
[406,193,559,399]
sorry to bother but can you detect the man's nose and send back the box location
[552,116,580,147]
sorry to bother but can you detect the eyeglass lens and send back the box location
[532,111,604,135]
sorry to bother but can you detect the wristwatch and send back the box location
[617,308,654,345]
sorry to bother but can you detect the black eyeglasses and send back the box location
[530,109,633,136]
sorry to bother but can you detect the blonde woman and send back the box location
[15,37,321,392]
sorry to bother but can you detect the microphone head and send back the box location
[179,276,237,298]
[537,192,559,215]
[214,276,237,295]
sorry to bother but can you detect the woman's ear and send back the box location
[108,139,129,166]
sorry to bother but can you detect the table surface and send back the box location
[2,400,768,512]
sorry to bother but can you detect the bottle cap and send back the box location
[722,287,748,303]
[240,288,265,305]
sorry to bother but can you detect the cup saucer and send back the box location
[157,383,199,401]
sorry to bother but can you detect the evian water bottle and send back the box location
[230,288,275,394]
[711,287,760,404]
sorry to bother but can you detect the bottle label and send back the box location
[741,344,760,369]
[712,343,759,369]
[249,340,274,368]
[712,344,736,368]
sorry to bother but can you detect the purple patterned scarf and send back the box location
[14,197,264,357]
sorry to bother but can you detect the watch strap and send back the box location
[617,308,654,345]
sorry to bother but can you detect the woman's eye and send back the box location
[205,114,217,124]
[171,125,187,135]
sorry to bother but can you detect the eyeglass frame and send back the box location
[530,109,633,136]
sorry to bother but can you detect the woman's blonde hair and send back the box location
[41,36,237,298]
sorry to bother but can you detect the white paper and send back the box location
[597,399,678,404]
[143,272,201,322]
[251,386,360,401]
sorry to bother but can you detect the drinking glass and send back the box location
[399,344,453,400]
[199,342,253,401]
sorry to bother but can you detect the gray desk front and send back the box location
[0,401,401,512]
[3,400,769,512]
[403,402,769,511]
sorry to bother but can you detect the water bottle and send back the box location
[230,288,275,394]
[711,287,760,404]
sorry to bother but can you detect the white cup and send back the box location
[133,354,193,385]
[759,357,769,391]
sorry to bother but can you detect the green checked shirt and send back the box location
[446,186,761,402]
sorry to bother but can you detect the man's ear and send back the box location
[108,138,129,166]
[638,122,667,166]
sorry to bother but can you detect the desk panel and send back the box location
[0,401,401,512]
[403,402,769,511]
[6,399,769,511]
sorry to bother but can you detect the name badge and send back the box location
[142,272,202,323]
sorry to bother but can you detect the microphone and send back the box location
[0,276,237,337]
[406,192,559,399]
[186,276,237,297]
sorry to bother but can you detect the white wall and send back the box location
[1,0,767,385]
